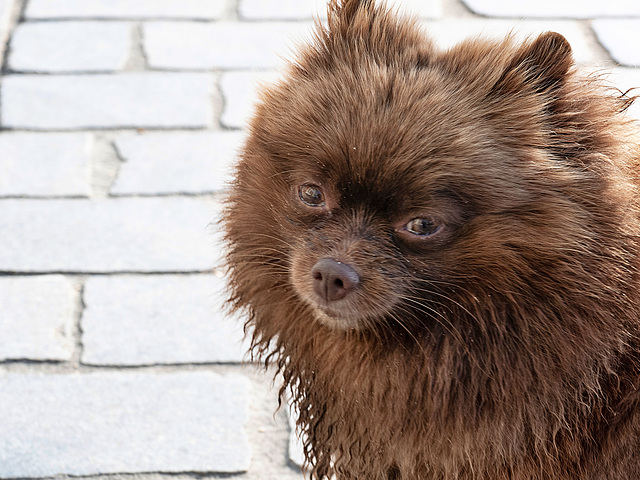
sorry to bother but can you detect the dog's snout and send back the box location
[311,258,360,302]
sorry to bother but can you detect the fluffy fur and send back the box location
[223,1,640,478]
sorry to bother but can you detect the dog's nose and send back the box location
[311,258,360,303]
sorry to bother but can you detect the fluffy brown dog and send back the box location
[223,1,640,478]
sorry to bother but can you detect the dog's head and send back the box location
[228,0,637,347]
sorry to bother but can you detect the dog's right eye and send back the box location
[298,184,325,207]
[406,217,440,236]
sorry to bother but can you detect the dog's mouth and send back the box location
[301,279,390,331]
[310,304,365,330]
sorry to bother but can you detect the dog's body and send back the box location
[223,1,640,478]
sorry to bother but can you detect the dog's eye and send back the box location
[405,217,439,236]
[299,184,325,207]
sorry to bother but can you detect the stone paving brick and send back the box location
[0,371,250,477]
[2,73,213,130]
[460,0,640,18]
[0,133,91,197]
[0,0,10,38]
[0,198,217,273]
[592,20,640,67]
[0,275,76,361]
[220,71,279,129]
[144,22,312,70]
[422,20,597,64]
[239,0,442,20]
[0,0,18,67]
[9,21,130,73]
[25,0,226,20]
[82,275,247,365]
[288,405,305,468]
[112,131,244,195]
[241,372,305,480]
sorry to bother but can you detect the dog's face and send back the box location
[229,1,618,337]
[281,66,488,331]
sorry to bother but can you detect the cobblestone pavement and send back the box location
[0,0,638,479]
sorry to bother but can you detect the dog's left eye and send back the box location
[299,184,325,207]
[405,217,440,236]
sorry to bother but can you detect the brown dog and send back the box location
[223,1,640,478]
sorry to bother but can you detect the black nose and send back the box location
[311,258,360,303]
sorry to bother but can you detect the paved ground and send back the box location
[0,0,638,479]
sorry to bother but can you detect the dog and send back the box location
[223,1,640,478]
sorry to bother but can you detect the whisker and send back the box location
[404,286,485,329]
[385,311,428,357]
[396,295,467,345]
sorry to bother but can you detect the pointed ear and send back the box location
[494,32,573,96]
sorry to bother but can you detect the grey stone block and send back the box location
[9,21,130,73]
[0,133,91,197]
[239,0,442,19]
[0,275,76,361]
[288,404,306,468]
[0,0,11,44]
[0,371,250,477]
[0,198,218,273]
[220,71,279,129]
[242,369,305,479]
[2,73,213,130]
[460,0,640,18]
[593,20,640,67]
[239,0,327,19]
[0,0,7,24]
[389,0,443,17]
[82,274,249,365]
[112,131,245,195]
[144,22,312,70]
[25,0,226,19]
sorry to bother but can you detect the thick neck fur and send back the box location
[247,272,640,479]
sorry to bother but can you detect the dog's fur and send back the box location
[223,1,640,478]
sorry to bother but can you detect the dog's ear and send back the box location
[494,32,573,96]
